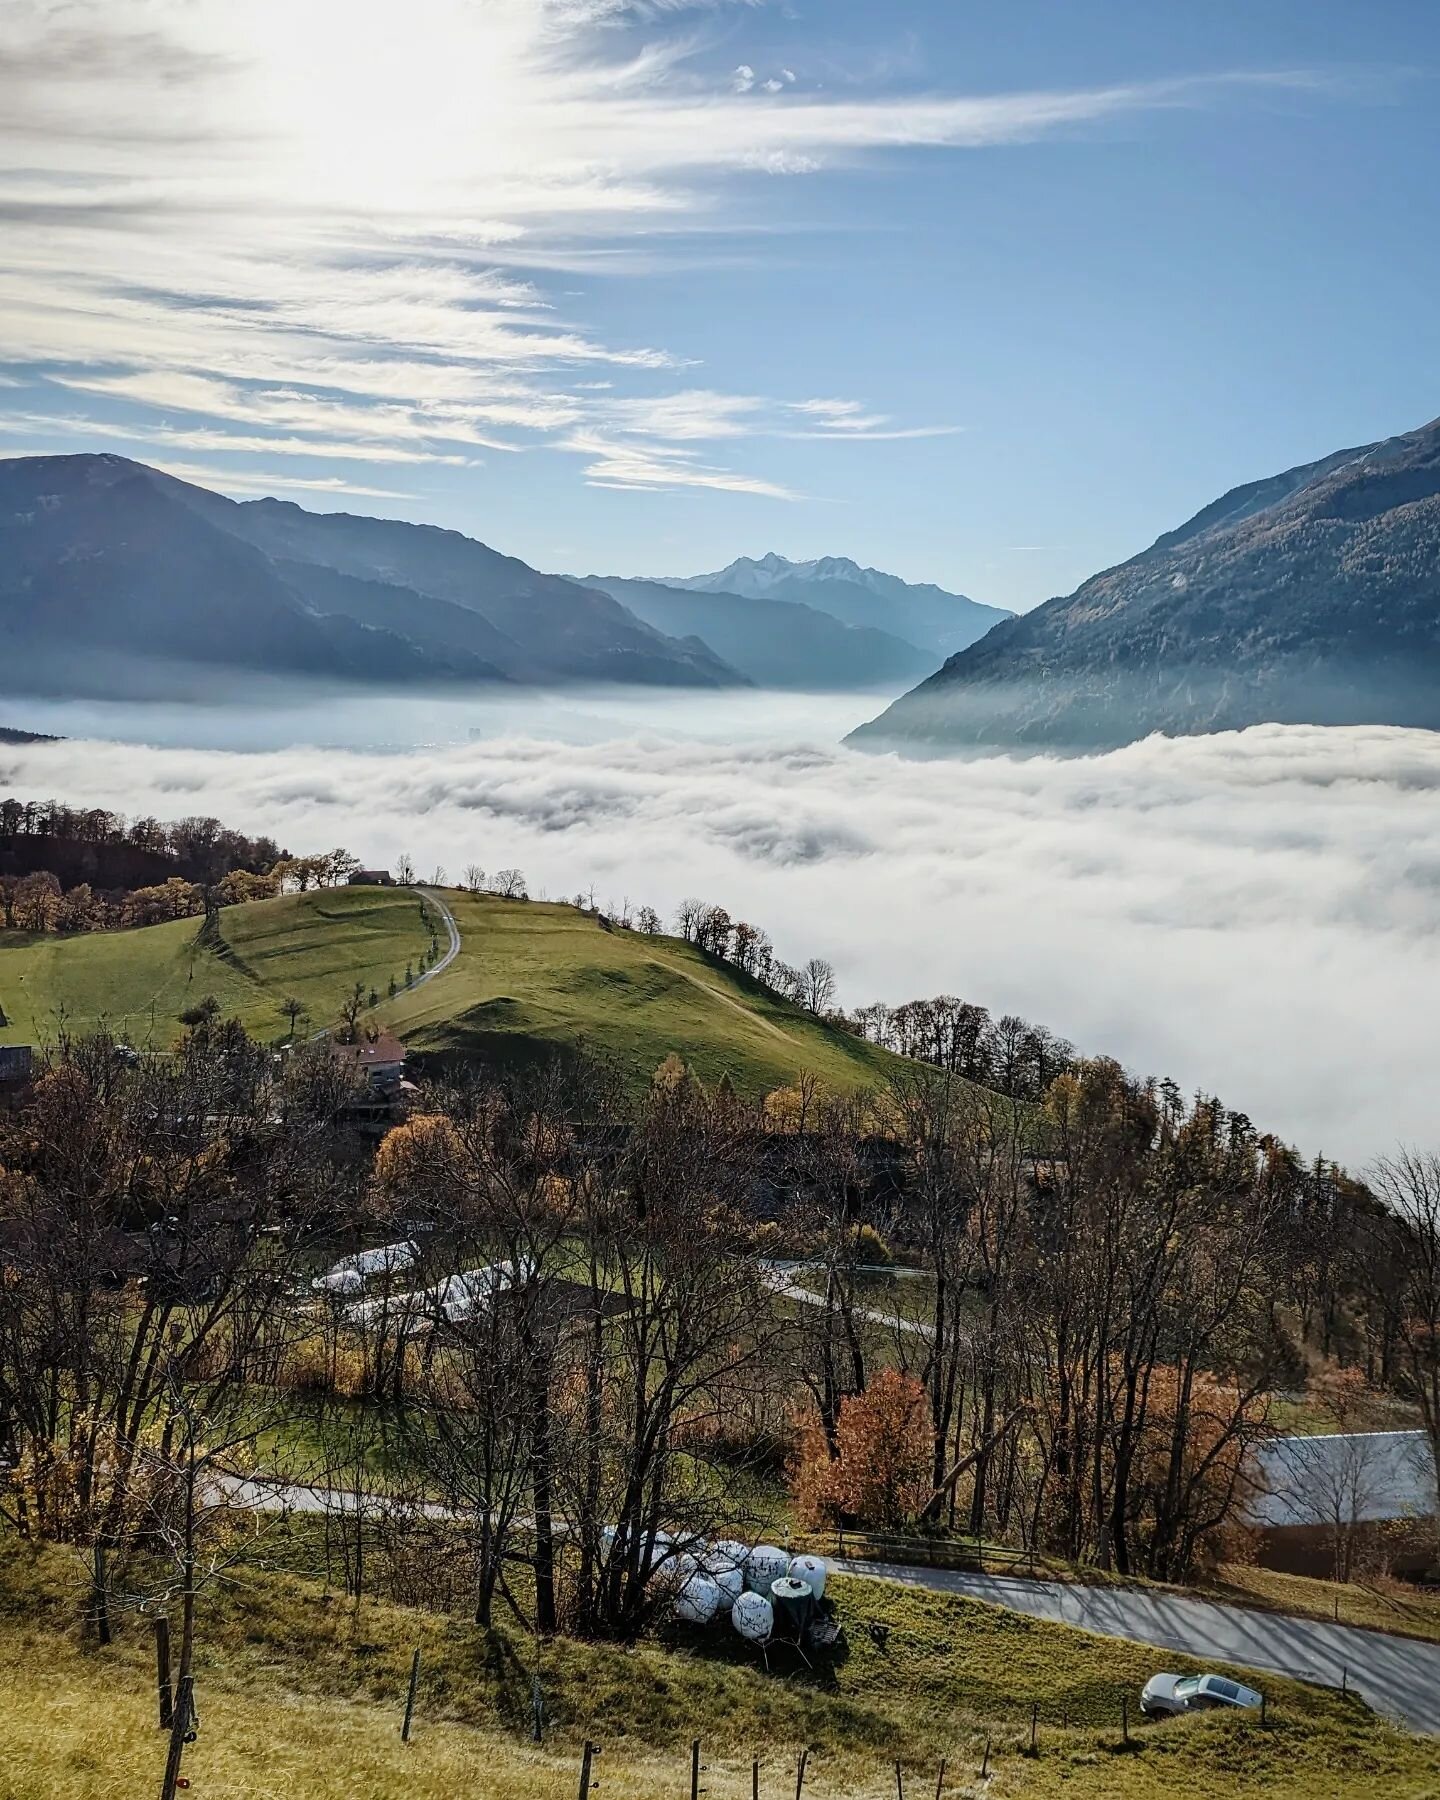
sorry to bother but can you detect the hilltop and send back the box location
[851,416,1440,752]
[0,885,901,1095]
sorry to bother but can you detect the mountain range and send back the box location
[851,415,1440,753]
[0,455,734,696]
[0,455,1000,701]
[661,552,1011,659]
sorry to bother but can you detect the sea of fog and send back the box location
[4,685,1439,1169]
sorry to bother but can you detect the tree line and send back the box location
[0,792,366,935]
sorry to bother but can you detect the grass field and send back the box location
[0,885,905,1095]
[382,890,903,1095]
[0,887,434,1050]
[1,1533,1434,1800]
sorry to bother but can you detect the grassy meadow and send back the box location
[1,1534,1435,1800]
[0,885,905,1095]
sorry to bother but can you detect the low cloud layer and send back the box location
[5,719,1438,1165]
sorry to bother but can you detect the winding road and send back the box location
[837,1562,1440,1736]
[413,887,461,991]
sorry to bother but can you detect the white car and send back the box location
[1140,1672,1263,1718]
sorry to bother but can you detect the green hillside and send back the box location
[0,887,901,1095]
[384,890,900,1094]
[0,887,431,1051]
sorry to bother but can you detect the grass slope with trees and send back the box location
[0,885,903,1097]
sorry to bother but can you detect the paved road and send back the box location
[837,1563,1440,1735]
[413,887,461,990]
[758,1262,933,1341]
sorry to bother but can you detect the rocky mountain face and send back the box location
[850,417,1440,753]
[0,455,739,697]
[664,552,1012,658]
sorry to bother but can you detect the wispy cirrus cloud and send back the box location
[0,0,1338,501]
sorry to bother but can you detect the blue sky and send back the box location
[1,0,1436,610]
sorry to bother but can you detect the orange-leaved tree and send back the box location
[791,1368,934,1531]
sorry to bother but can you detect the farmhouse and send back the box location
[348,869,395,887]
[330,1031,408,1090]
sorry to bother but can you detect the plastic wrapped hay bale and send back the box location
[744,1543,790,1596]
[787,1552,828,1600]
[701,1541,747,1611]
[731,1589,774,1643]
[769,1576,814,1638]
[674,1573,722,1625]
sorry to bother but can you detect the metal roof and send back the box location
[1245,1429,1435,1529]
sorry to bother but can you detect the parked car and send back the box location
[1140,1672,1263,1718]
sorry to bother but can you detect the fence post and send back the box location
[577,1740,595,1800]
[152,1615,173,1731]
[753,1756,760,1800]
[531,1672,544,1744]
[894,1760,904,1800]
[933,1757,946,1800]
[980,1736,991,1779]
[691,1738,702,1800]
[1030,1703,1038,1754]
[401,1646,421,1743]
[795,1746,809,1800]
[1121,1695,1130,1748]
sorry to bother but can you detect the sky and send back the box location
[6,715,1439,1167]
[1,0,1438,608]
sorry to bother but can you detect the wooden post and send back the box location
[894,1760,904,1800]
[160,1673,193,1800]
[152,1616,173,1731]
[753,1756,760,1800]
[531,1672,544,1743]
[1030,1703,1038,1753]
[933,1757,946,1800]
[577,1740,595,1799]
[401,1646,421,1743]
[1121,1695,1130,1747]
[980,1736,991,1779]
[1261,1693,1267,1727]
[1341,1666,1347,1697]
[691,1737,701,1800]
[795,1746,809,1800]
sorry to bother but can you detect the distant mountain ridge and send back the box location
[581,573,936,690]
[662,552,1012,658]
[850,416,1440,753]
[0,454,740,698]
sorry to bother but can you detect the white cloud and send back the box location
[563,428,798,497]
[3,713,1438,1164]
[0,1,1336,498]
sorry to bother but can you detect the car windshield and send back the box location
[1173,1678,1203,1698]
[1204,1679,1243,1701]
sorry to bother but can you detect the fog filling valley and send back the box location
[5,715,1438,1167]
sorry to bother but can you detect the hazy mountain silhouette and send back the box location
[851,417,1440,753]
[0,455,740,697]
[581,574,936,689]
[663,552,1011,657]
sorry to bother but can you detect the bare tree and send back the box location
[394,853,417,885]
[799,957,837,1015]
[1369,1151,1440,1526]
